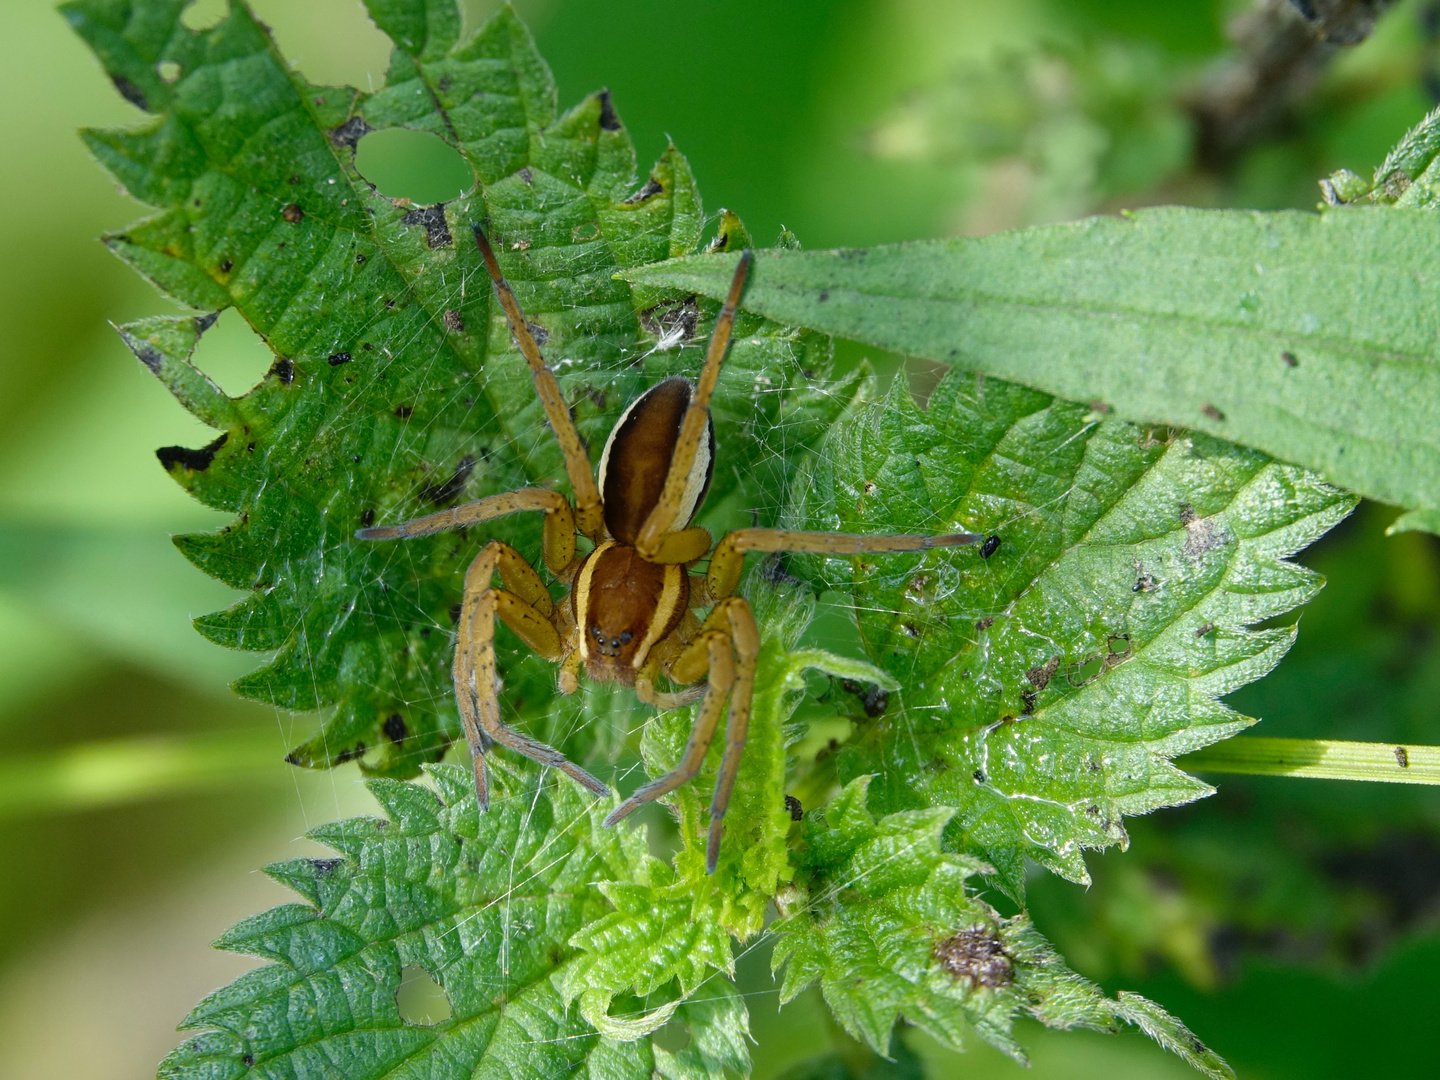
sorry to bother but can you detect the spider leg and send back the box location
[355,488,577,575]
[705,527,982,602]
[634,251,752,558]
[700,597,760,873]
[601,630,734,828]
[457,540,608,808]
[473,227,605,543]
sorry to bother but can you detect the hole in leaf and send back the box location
[181,0,227,31]
[652,1016,691,1053]
[356,129,475,205]
[1066,656,1104,687]
[157,60,182,83]
[190,308,275,397]
[396,963,451,1026]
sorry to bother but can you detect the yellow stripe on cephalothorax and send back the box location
[633,562,686,670]
[574,540,614,663]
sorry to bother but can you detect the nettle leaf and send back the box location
[624,208,1440,532]
[781,373,1355,896]
[67,0,851,778]
[771,777,1234,1078]
[156,763,747,1079]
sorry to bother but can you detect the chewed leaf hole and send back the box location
[180,0,227,31]
[356,129,475,205]
[396,964,451,1026]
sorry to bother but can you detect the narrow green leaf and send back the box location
[1180,735,1440,784]
[623,207,1440,526]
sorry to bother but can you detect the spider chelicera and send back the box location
[358,226,980,872]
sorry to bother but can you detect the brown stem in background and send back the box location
[1188,0,1400,169]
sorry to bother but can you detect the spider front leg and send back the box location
[457,540,609,808]
[603,597,758,875]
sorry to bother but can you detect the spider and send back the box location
[358,225,981,872]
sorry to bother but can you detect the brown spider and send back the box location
[358,226,980,872]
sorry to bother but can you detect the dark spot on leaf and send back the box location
[449,603,463,624]
[1025,656,1060,690]
[443,309,465,332]
[1089,400,1112,413]
[761,552,802,587]
[525,320,549,346]
[395,405,414,419]
[309,857,344,877]
[1201,403,1225,421]
[1282,350,1299,367]
[282,204,304,223]
[402,204,452,248]
[111,73,148,109]
[1395,745,1410,768]
[934,927,1013,988]
[157,433,227,473]
[1020,688,1038,714]
[516,166,534,186]
[195,311,220,333]
[1195,621,1216,638]
[355,253,367,264]
[284,751,304,765]
[329,115,372,149]
[334,742,365,764]
[784,794,803,821]
[1179,502,1197,525]
[973,768,986,783]
[974,616,995,632]
[818,289,829,302]
[597,88,621,130]
[640,297,701,344]
[1133,561,1157,592]
[242,1053,255,1067]
[438,74,452,92]
[328,351,351,366]
[131,342,164,372]
[219,258,234,273]
[360,509,375,527]
[979,535,1001,559]
[287,174,300,185]
[384,714,408,745]
[623,177,664,205]
[420,455,476,505]
[902,622,920,638]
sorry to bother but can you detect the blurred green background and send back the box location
[2,0,1439,1076]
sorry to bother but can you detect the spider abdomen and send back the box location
[573,540,690,683]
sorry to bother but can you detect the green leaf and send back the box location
[69,0,848,778]
[782,372,1355,896]
[623,206,1440,528]
[156,763,746,1079]
[771,778,1234,1078]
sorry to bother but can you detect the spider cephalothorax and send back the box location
[358,226,979,872]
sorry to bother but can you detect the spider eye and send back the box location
[591,626,604,642]
[618,631,633,644]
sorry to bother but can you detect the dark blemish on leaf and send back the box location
[282,204,304,223]
[597,88,621,131]
[287,174,300,185]
[1395,746,1410,768]
[1107,634,1132,663]
[1195,621,1216,638]
[1025,656,1060,691]
[284,751,304,765]
[328,351,351,366]
[449,603,463,624]
[362,343,373,351]
[934,927,1013,988]
[111,74,148,110]
[902,622,921,638]
[402,204,453,248]
[355,253,367,264]
[1201,403,1225,421]
[395,405,414,419]
[329,115,372,149]
[437,73,452,92]
[242,1053,255,1067]
[195,311,220,333]
[1089,400,1112,413]
[761,551,802,587]
[1184,515,1230,559]
[219,259,234,273]
[443,309,465,332]
[973,768,986,783]
[516,167,534,186]
[1179,502,1197,525]
[1283,350,1299,367]
[818,289,829,302]
[1087,758,1101,773]
[384,714,408,745]
[420,455,476,505]
[131,342,163,372]
[360,509,375,528]
[246,441,255,452]
[1133,561,1157,592]
[623,177,664,205]
[975,616,995,632]
[979,535,1001,559]
[525,320,549,346]
[1066,656,1104,687]
[157,433,227,473]
[1020,688,1038,714]
[334,742,366,764]
[785,794,803,821]
[510,238,531,251]
[925,756,949,773]
[309,857,344,877]
[420,627,430,637]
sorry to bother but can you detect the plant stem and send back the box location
[1180,736,1440,785]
